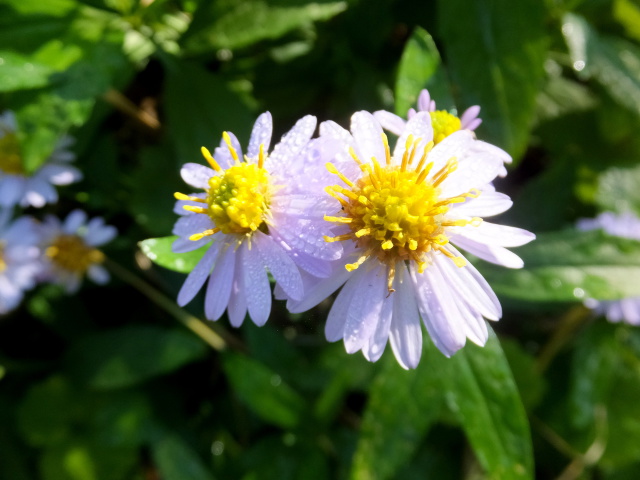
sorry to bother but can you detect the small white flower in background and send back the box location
[286,111,535,369]
[0,110,82,208]
[577,211,640,325]
[0,209,42,314]
[172,112,340,327]
[39,210,116,293]
[374,89,510,177]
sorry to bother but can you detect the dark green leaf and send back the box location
[481,229,640,302]
[222,351,306,429]
[596,164,640,216]
[139,236,209,274]
[437,0,546,160]
[446,329,533,480]
[183,0,347,52]
[66,325,207,389]
[151,431,215,480]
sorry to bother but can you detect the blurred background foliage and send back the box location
[2,0,640,478]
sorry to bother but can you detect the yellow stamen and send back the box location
[174,192,207,203]
[189,228,220,241]
[324,215,353,224]
[326,163,355,187]
[223,132,240,163]
[201,147,222,172]
[183,205,209,214]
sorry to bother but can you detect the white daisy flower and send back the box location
[374,89,510,177]
[577,211,640,325]
[0,209,42,314]
[287,111,535,369]
[39,210,116,293]
[0,110,82,208]
[172,112,341,327]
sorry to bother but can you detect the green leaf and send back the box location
[481,229,640,302]
[350,349,445,480]
[563,13,640,117]
[0,51,54,92]
[596,164,640,216]
[151,431,215,480]
[394,27,451,116]
[163,59,254,165]
[446,329,533,480]
[222,351,306,429]
[139,236,209,274]
[66,325,208,389]
[437,0,546,160]
[183,0,347,52]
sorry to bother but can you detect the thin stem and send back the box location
[106,259,244,352]
[536,305,591,373]
[102,88,161,130]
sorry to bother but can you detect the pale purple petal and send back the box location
[460,105,481,129]
[287,263,350,313]
[63,210,87,234]
[254,230,303,301]
[465,118,482,131]
[450,191,513,218]
[176,242,221,306]
[449,222,536,248]
[23,177,58,208]
[172,214,213,237]
[388,263,422,369]
[181,163,214,189]
[173,193,206,215]
[38,164,82,185]
[268,115,317,169]
[241,242,271,326]
[393,111,433,161]
[87,264,110,285]
[247,112,273,159]
[372,110,407,136]
[362,293,393,363]
[204,245,235,321]
[0,176,25,208]
[449,234,525,269]
[325,268,364,342]
[351,111,385,163]
[227,254,247,327]
[213,131,242,170]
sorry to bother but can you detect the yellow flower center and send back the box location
[175,133,271,241]
[0,243,7,273]
[429,110,461,144]
[46,235,105,274]
[0,131,25,175]
[324,134,481,292]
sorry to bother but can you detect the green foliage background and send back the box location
[2,0,640,478]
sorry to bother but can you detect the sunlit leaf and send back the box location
[139,236,209,274]
[596,164,640,216]
[437,0,546,160]
[481,229,640,302]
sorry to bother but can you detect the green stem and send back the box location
[106,259,243,352]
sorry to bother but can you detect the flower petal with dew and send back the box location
[39,210,116,293]
[0,111,82,208]
[577,211,640,325]
[373,89,511,177]
[287,111,534,368]
[172,112,341,327]
[0,208,42,314]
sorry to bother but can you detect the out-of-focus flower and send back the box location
[577,211,640,325]
[39,210,116,293]
[172,112,340,327]
[374,89,510,177]
[0,110,82,208]
[287,111,534,369]
[0,209,42,314]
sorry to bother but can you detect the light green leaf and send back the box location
[0,51,53,92]
[394,27,450,116]
[447,330,533,480]
[437,0,546,160]
[596,164,640,216]
[480,229,640,302]
[151,431,215,480]
[350,348,444,480]
[66,325,207,389]
[139,236,209,274]
[563,13,640,116]
[222,351,306,429]
[183,0,347,52]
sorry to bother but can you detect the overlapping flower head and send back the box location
[0,208,42,314]
[0,111,82,208]
[373,89,509,177]
[39,210,116,293]
[577,211,640,325]
[172,112,341,327]
[285,111,534,369]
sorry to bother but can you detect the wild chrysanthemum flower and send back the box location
[287,111,534,369]
[39,210,116,293]
[577,211,640,325]
[0,110,82,208]
[0,209,42,314]
[172,112,340,327]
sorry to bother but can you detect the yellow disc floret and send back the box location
[175,134,271,241]
[206,162,270,234]
[0,131,24,175]
[429,110,462,144]
[46,235,105,274]
[324,133,481,292]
